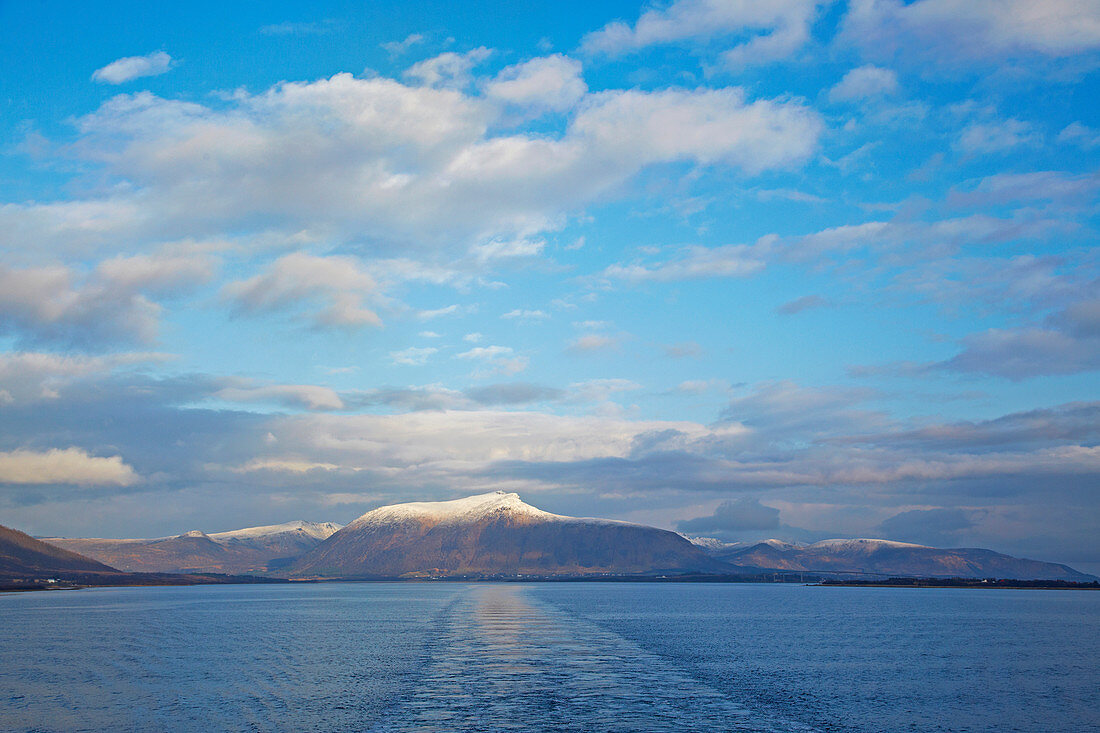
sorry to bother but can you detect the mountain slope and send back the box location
[703,538,1095,581]
[1,524,119,578]
[44,520,341,574]
[293,491,730,578]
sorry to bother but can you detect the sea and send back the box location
[2,582,1097,732]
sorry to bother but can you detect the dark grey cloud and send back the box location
[942,309,1100,380]
[877,507,980,547]
[831,401,1100,452]
[677,498,780,534]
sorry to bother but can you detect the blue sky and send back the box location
[1,0,1098,571]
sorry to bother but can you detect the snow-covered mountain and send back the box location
[694,537,1095,581]
[291,491,730,578]
[44,520,341,574]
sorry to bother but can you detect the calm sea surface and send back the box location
[1,582,1097,732]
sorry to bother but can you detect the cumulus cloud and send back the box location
[0,448,139,486]
[92,52,174,84]
[0,254,214,348]
[829,65,899,102]
[582,0,825,68]
[573,88,823,174]
[456,345,528,376]
[405,48,492,88]
[955,119,1040,154]
[222,253,380,329]
[5,75,821,260]
[380,33,424,55]
[390,347,438,366]
[486,55,587,114]
[843,0,1100,68]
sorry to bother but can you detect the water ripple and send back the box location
[374,584,815,733]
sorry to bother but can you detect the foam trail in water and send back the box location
[373,584,817,733]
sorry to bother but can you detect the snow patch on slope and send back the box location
[348,491,563,528]
[210,521,342,542]
[809,538,931,551]
[346,490,643,530]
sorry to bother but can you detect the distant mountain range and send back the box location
[1,524,285,589]
[44,521,341,574]
[23,492,1096,582]
[687,537,1095,582]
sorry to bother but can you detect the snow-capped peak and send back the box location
[683,536,740,551]
[209,520,342,542]
[808,538,931,551]
[348,491,564,528]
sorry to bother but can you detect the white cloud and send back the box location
[501,309,548,320]
[486,55,587,114]
[456,345,515,360]
[3,74,822,262]
[232,458,342,473]
[92,51,174,84]
[956,119,1040,154]
[456,345,528,376]
[567,334,620,353]
[1059,122,1100,149]
[0,254,213,348]
[572,88,823,174]
[390,347,438,366]
[381,33,424,55]
[829,65,899,102]
[222,252,380,329]
[581,0,825,68]
[418,304,460,320]
[272,409,741,468]
[844,0,1100,67]
[0,447,139,486]
[405,48,492,88]
[602,243,767,283]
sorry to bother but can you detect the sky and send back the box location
[1,0,1098,572]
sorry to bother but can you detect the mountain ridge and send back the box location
[687,536,1095,581]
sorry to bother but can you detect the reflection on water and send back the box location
[374,584,812,732]
[3,582,1097,732]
